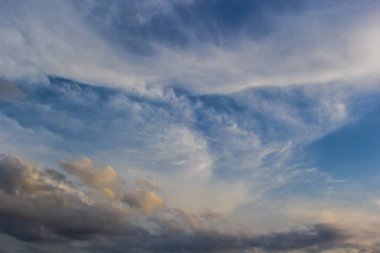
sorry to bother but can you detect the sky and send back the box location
[1,0,380,252]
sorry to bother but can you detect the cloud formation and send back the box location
[1,0,380,93]
[0,154,371,253]
[61,157,165,210]
[0,75,375,218]
[1,2,380,252]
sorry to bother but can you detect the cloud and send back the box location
[1,1,380,93]
[60,157,121,200]
[0,155,132,242]
[0,75,365,216]
[1,2,380,252]
[124,190,164,212]
[60,157,164,211]
[0,153,357,252]
[246,224,349,252]
[0,78,23,100]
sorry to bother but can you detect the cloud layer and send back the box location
[1,0,380,93]
[0,154,373,253]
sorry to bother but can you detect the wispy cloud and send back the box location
[0,75,376,217]
[1,1,380,93]
[0,77,356,214]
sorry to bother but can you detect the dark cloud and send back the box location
[246,223,349,251]
[0,155,149,243]
[0,154,55,195]
[0,154,362,253]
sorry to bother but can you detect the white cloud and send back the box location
[0,77,359,217]
[1,1,380,93]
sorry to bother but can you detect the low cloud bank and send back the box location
[0,154,368,253]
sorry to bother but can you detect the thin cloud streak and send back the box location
[1,1,380,93]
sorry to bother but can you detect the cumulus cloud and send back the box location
[60,157,121,200]
[0,154,361,253]
[60,157,164,211]
[0,154,131,242]
[124,190,164,212]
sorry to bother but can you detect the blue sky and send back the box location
[1,1,380,252]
